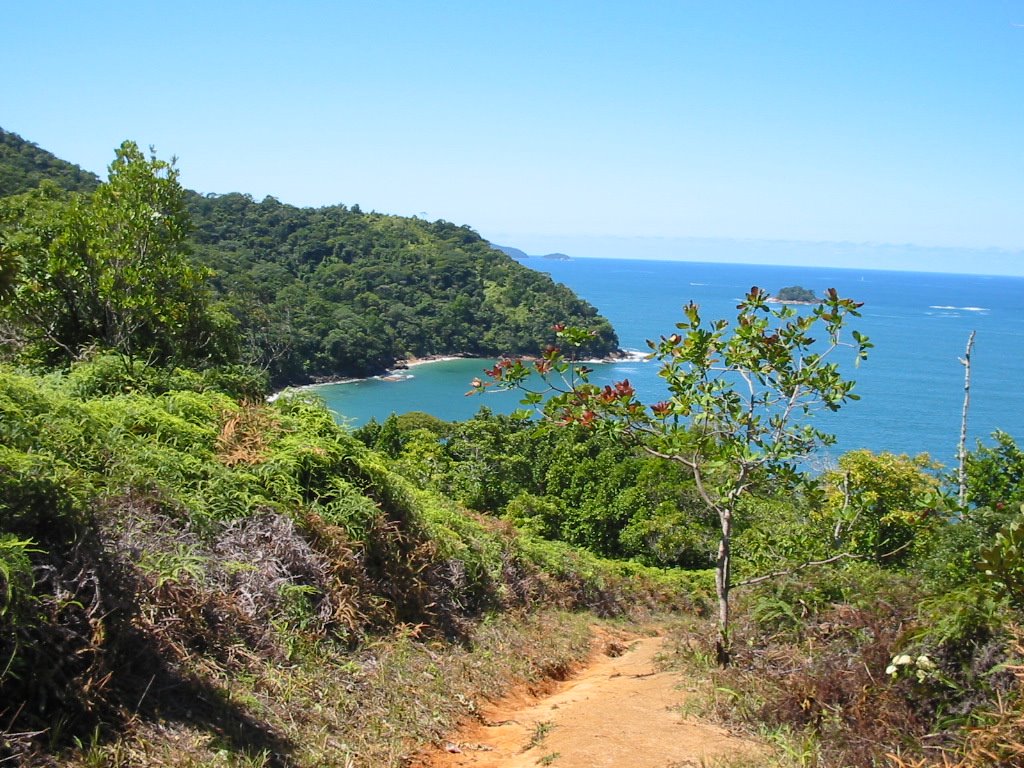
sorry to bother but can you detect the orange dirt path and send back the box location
[411,633,764,768]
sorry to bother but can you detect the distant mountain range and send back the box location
[492,244,571,261]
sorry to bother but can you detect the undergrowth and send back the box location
[658,564,1023,768]
[67,608,597,768]
[0,358,698,765]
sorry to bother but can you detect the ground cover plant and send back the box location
[653,456,1024,767]
[0,358,697,766]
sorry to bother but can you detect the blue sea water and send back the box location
[317,259,1024,470]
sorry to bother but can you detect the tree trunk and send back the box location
[958,331,976,508]
[715,510,733,666]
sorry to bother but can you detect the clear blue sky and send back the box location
[5,1,1024,274]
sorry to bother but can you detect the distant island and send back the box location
[492,244,571,261]
[769,285,820,304]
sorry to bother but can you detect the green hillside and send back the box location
[187,192,618,384]
[0,129,99,197]
[0,129,618,385]
[4,130,1024,768]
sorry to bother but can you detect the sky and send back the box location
[4,1,1024,275]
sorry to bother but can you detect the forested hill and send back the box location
[186,192,619,384]
[0,128,619,385]
[0,130,99,197]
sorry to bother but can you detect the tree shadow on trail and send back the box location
[128,642,299,768]
[0,538,301,768]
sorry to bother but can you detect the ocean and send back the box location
[316,258,1024,470]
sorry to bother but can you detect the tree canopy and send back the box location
[0,129,619,384]
[187,193,619,384]
[0,142,234,367]
[0,128,99,198]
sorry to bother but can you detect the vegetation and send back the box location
[773,285,819,303]
[353,397,1024,765]
[0,142,236,368]
[0,358,692,765]
[0,128,618,385]
[478,289,871,660]
[0,128,99,197]
[186,191,618,385]
[357,410,717,573]
[3,126,1024,766]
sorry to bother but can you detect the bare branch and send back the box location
[735,539,912,589]
[734,551,863,588]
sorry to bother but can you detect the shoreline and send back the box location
[267,355,475,402]
[765,297,819,305]
[266,350,645,402]
[394,354,468,370]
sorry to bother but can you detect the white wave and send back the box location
[620,349,650,361]
[929,305,989,312]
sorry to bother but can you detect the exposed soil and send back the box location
[412,631,764,768]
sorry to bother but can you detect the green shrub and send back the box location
[198,364,269,400]
[915,504,1017,590]
[979,510,1024,606]
[504,492,564,539]
[314,478,382,540]
[0,534,36,621]
[0,446,90,542]
[967,431,1024,510]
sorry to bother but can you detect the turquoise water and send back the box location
[312,358,518,427]
[316,259,1024,468]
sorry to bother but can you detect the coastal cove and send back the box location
[316,258,1024,469]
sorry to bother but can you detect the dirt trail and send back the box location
[412,633,763,768]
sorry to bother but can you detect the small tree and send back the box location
[820,450,942,563]
[475,287,870,662]
[89,141,203,362]
[0,142,232,367]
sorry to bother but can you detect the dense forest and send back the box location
[0,128,618,385]
[3,129,1024,767]
[0,129,100,197]
[186,193,618,384]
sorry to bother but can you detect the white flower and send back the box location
[887,654,914,677]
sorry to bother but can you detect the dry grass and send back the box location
[216,402,280,467]
[58,608,598,768]
[656,591,1024,768]
[887,639,1024,768]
